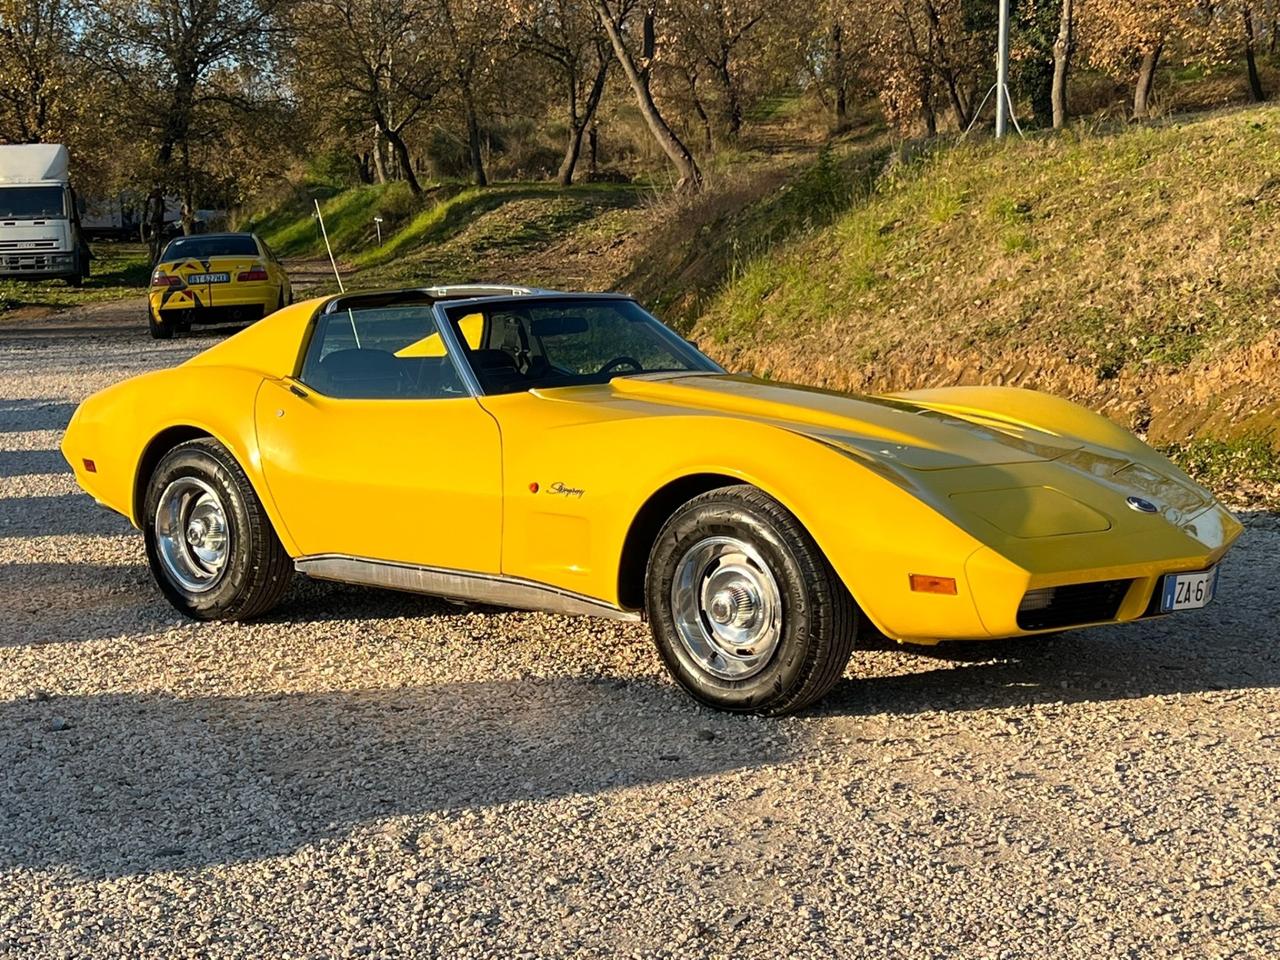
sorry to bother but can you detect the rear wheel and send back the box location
[143,438,292,620]
[148,308,173,340]
[644,485,857,715]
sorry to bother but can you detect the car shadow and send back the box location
[179,323,253,341]
[0,677,773,876]
[0,449,69,478]
[0,493,134,538]
[0,400,77,434]
[0,561,164,647]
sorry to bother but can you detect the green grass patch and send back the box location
[353,181,639,271]
[0,242,150,313]
[247,181,429,258]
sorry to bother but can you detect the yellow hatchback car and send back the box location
[148,232,291,339]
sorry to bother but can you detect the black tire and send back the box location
[148,308,173,340]
[143,438,292,620]
[644,484,858,715]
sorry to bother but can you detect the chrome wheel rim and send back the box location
[154,477,230,594]
[670,536,783,680]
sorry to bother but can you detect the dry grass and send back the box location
[694,106,1280,482]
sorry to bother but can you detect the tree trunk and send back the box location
[384,126,422,194]
[1133,44,1162,120]
[920,70,937,137]
[147,188,166,263]
[179,141,196,236]
[354,152,373,185]
[591,0,701,190]
[712,56,742,138]
[1243,7,1266,103]
[588,124,599,175]
[372,128,389,184]
[559,55,610,186]
[830,22,848,130]
[923,0,969,128]
[147,144,175,262]
[464,87,487,187]
[1051,0,1074,129]
[687,67,715,156]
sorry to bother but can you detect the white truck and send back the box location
[0,143,90,286]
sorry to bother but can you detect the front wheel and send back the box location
[645,485,857,715]
[143,438,292,620]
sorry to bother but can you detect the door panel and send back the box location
[255,380,502,573]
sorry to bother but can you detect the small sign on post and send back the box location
[373,216,384,246]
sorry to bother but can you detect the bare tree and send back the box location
[589,0,702,190]
[437,0,502,187]
[669,0,771,139]
[1241,3,1267,101]
[509,0,612,185]
[290,0,444,196]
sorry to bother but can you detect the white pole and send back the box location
[315,198,344,293]
[995,0,1010,138]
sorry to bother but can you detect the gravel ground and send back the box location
[1,301,1278,959]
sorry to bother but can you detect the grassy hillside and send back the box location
[691,106,1280,499]
[245,179,646,292]
[701,108,1280,371]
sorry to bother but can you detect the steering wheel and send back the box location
[598,355,643,375]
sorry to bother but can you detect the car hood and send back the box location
[608,374,1080,470]
[600,373,1219,540]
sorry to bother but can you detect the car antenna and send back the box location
[314,198,345,293]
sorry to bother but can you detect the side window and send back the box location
[299,305,468,399]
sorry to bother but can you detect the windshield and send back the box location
[443,297,720,394]
[160,234,259,261]
[0,185,65,220]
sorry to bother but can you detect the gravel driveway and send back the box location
[1,302,1278,959]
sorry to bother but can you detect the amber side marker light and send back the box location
[910,574,957,595]
[82,458,97,473]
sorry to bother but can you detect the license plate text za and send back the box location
[1161,568,1217,612]
[187,272,229,284]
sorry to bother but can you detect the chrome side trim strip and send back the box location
[295,554,642,622]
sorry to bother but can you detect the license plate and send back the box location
[1160,567,1218,612]
[187,272,229,284]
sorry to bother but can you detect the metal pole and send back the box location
[995,0,1010,138]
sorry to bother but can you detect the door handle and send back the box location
[288,382,308,399]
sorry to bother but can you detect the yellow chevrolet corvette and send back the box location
[148,232,291,339]
[63,286,1240,713]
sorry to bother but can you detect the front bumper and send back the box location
[0,251,76,279]
[961,501,1241,640]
